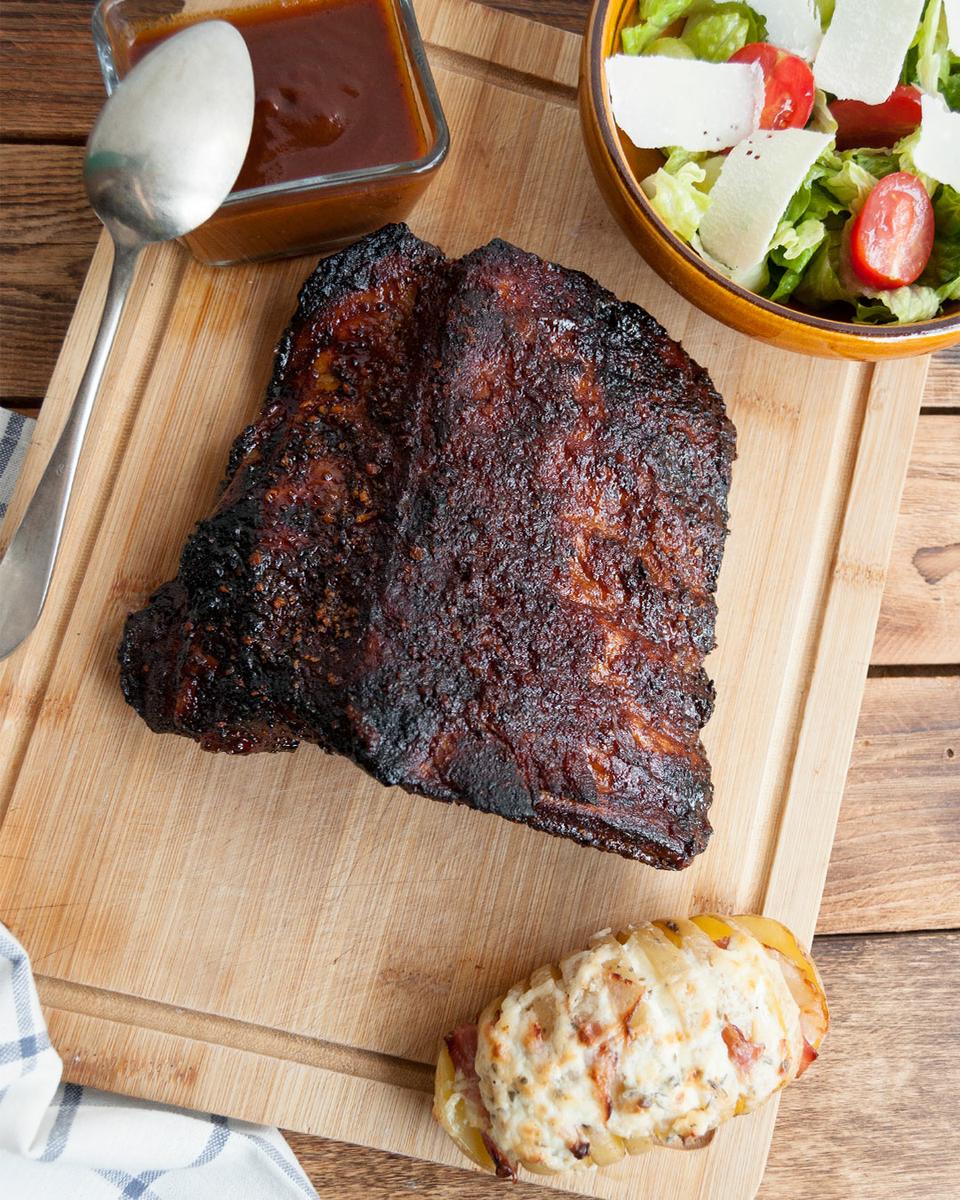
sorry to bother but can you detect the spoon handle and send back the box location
[0,236,140,661]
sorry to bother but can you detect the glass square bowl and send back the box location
[92,0,449,265]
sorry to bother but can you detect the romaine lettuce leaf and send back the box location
[902,0,960,108]
[804,184,847,220]
[640,0,700,18]
[932,182,960,239]
[914,0,945,95]
[621,0,698,54]
[680,4,768,61]
[809,90,838,135]
[893,130,939,196]
[662,146,710,172]
[766,218,827,300]
[699,152,727,190]
[645,35,696,56]
[843,148,899,179]
[768,264,809,301]
[793,230,853,307]
[920,184,960,294]
[939,275,960,301]
[770,217,827,261]
[944,60,960,110]
[822,159,879,211]
[781,154,841,225]
[855,285,942,323]
[622,0,767,60]
[641,157,712,241]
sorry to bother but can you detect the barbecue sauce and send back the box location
[127,0,428,191]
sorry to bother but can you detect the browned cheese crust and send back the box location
[119,224,735,868]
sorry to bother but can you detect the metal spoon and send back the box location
[0,21,254,661]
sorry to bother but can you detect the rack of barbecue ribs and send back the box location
[119,224,736,869]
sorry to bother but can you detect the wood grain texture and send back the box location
[1,3,958,1200]
[874,416,960,665]
[925,344,960,408]
[0,1,931,1195]
[0,5,957,409]
[0,2,103,141]
[283,932,960,1200]
[759,356,924,946]
[473,0,589,33]
[820,675,960,934]
[0,145,100,398]
[764,931,960,1199]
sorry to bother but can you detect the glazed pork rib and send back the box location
[120,224,735,869]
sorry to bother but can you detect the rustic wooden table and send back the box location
[2,2,958,1197]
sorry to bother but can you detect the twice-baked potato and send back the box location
[434,914,827,1178]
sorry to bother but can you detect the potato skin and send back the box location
[434,914,828,1178]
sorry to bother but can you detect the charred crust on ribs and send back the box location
[119,224,735,868]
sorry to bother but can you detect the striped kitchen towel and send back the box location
[0,931,320,1198]
[0,409,33,523]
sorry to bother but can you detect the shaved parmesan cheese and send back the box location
[749,0,823,60]
[699,128,832,271]
[814,0,924,104]
[606,55,763,153]
[946,0,960,54]
[914,94,960,189]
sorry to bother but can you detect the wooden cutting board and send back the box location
[0,0,928,1195]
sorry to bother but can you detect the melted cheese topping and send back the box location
[474,920,803,1173]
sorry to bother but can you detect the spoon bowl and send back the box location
[0,21,255,661]
[85,21,255,244]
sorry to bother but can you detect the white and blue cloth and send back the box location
[0,926,318,1200]
[0,409,32,525]
[0,415,318,1198]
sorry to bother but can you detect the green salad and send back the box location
[615,0,960,323]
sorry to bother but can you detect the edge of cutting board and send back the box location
[22,344,926,1196]
[1,1,929,1195]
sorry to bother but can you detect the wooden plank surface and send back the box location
[2,141,957,663]
[820,674,960,933]
[873,417,960,665]
[925,345,960,408]
[0,145,95,398]
[0,2,102,141]
[0,1,930,1195]
[1,3,958,1200]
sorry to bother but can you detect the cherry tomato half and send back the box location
[849,172,935,290]
[830,85,923,151]
[729,42,815,130]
